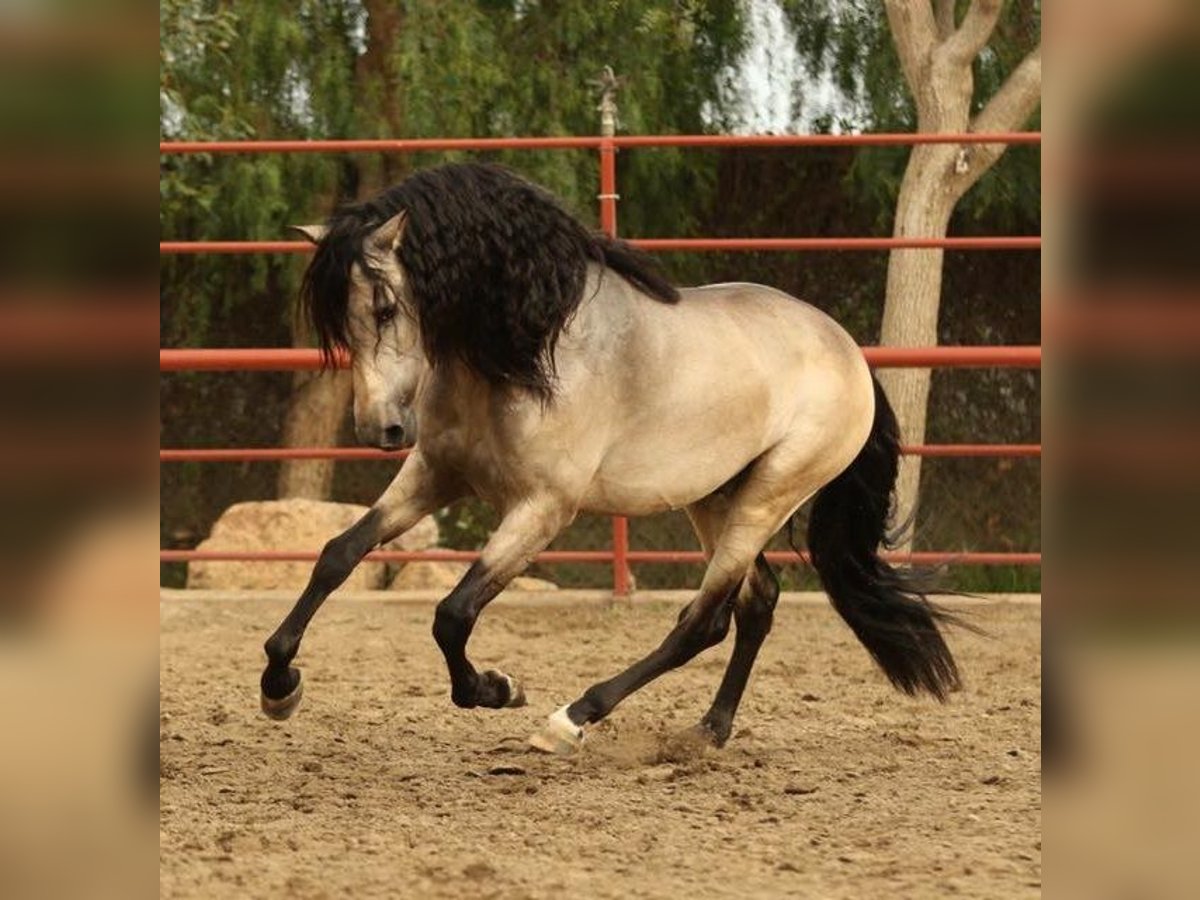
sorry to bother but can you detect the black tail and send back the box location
[806,376,961,700]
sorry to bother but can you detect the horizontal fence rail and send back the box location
[160,236,1040,254]
[159,443,1041,463]
[160,549,1041,567]
[159,132,1041,154]
[160,346,1042,371]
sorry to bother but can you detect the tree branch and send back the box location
[933,0,957,40]
[954,41,1041,195]
[973,41,1041,134]
[883,0,940,104]
[943,0,1004,63]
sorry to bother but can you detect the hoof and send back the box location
[500,672,527,709]
[261,674,304,721]
[688,719,730,749]
[478,670,527,709]
[528,705,584,755]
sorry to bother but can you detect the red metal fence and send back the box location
[160,130,1042,592]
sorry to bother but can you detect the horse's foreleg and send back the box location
[260,452,456,719]
[432,495,573,710]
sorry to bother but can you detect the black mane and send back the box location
[300,162,679,398]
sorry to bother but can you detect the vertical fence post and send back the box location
[597,66,619,235]
[595,66,630,597]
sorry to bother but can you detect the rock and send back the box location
[187,499,440,591]
[510,576,558,591]
[388,515,440,552]
[385,562,558,592]
[389,560,471,591]
[378,515,440,585]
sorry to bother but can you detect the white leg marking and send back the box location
[527,704,585,755]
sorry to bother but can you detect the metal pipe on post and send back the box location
[597,66,619,235]
[594,67,630,597]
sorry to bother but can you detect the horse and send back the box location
[259,162,960,754]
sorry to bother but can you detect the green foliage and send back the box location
[160,0,748,351]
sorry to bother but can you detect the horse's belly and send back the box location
[580,431,764,515]
[576,353,783,514]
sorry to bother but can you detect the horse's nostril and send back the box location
[380,424,405,449]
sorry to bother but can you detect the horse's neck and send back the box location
[420,359,486,419]
[416,264,641,444]
[557,264,640,354]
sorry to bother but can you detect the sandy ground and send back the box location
[160,592,1041,899]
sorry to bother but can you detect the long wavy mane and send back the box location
[300,162,679,399]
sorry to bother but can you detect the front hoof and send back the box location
[478,670,527,709]
[501,673,527,708]
[261,668,303,721]
[528,705,584,755]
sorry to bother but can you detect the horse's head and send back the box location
[295,211,424,451]
[297,162,678,442]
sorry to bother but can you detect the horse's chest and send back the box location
[421,425,524,505]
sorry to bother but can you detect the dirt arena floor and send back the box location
[160,592,1041,899]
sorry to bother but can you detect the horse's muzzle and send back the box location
[377,423,406,451]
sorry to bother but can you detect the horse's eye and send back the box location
[375,305,398,326]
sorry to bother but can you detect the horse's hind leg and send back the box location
[528,552,745,754]
[260,452,456,720]
[431,494,574,710]
[695,554,779,746]
[530,458,816,754]
[684,495,780,746]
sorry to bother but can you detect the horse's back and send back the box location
[677,281,856,346]
[654,281,870,396]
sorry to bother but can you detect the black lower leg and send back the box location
[431,562,513,708]
[699,554,779,745]
[566,579,739,726]
[261,510,381,700]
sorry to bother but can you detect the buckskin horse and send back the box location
[260,162,959,754]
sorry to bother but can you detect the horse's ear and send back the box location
[369,211,408,253]
[288,224,328,244]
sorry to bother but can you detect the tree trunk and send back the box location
[356,0,408,187]
[276,0,407,500]
[879,0,1041,548]
[877,144,957,543]
[277,368,352,499]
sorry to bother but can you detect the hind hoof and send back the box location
[690,717,731,748]
[528,705,584,755]
[261,675,303,721]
